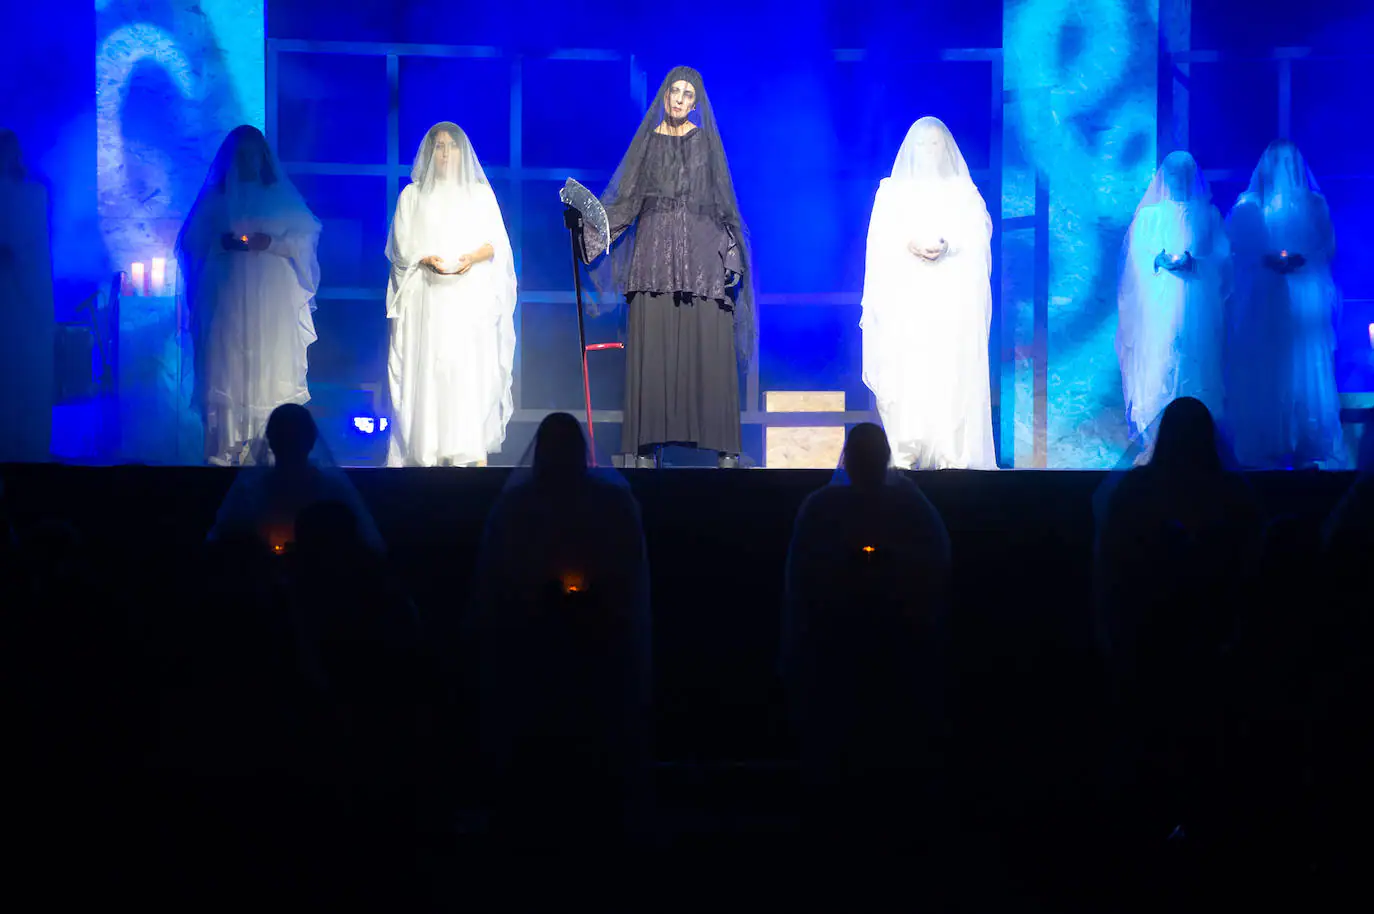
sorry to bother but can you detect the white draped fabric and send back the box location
[0,150,55,462]
[386,123,516,468]
[861,117,995,470]
[1116,151,1232,447]
[176,127,321,465]
[1226,141,1344,469]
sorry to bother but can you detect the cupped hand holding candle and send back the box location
[221,233,272,252]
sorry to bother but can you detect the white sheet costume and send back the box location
[1116,151,1232,450]
[385,122,516,468]
[0,130,55,462]
[176,126,321,466]
[861,117,995,470]
[1226,140,1344,469]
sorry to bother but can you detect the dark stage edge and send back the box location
[0,463,1357,763]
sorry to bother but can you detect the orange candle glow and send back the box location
[561,571,586,594]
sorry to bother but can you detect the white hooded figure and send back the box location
[0,128,54,462]
[1116,151,1232,451]
[861,117,996,470]
[176,126,322,466]
[385,122,516,468]
[1226,140,1344,469]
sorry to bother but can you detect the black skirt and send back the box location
[622,292,741,455]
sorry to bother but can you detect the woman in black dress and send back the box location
[582,66,755,468]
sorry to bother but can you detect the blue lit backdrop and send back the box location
[4,1,1369,466]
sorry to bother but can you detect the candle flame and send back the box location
[241,235,249,243]
[561,572,585,594]
[862,545,876,554]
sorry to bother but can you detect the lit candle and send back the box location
[130,262,145,296]
[1367,322,1373,350]
[561,571,586,594]
[150,257,166,296]
[1279,250,1288,258]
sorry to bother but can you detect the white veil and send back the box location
[207,405,384,554]
[881,116,992,268]
[385,123,516,453]
[176,126,321,305]
[861,117,995,469]
[175,127,322,423]
[1243,139,1323,202]
[1116,151,1231,441]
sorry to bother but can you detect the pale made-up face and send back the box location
[664,80,697,121]
[432,130,460,180]
[910,127,949,178]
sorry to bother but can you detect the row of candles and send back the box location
[125,258,175,297]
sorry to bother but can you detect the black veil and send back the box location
[586,65,757,364]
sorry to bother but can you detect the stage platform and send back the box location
[1,463,1356,763]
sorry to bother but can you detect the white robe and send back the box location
[861,178,995,469]
[178,191,320,465]
[385,182,515,467]
[1116,202,1231,444]
[0,179,55,462]
[1226,191,1344,468]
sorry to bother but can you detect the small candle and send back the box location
[130,262,145,296]
[561,571,586,594]
[150,257,166,296]
[240,234,249,245]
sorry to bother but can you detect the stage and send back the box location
[1,462,1355,762]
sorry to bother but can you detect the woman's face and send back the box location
[910,127,947,178]
[233,137,269,183]
[432,130,459,179]
[664,79,697,121]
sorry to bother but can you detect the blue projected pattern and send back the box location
[89,1,265,464]
[1005,0,1159,467]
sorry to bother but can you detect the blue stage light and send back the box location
[352,416,389,434]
